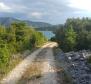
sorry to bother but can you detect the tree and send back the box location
[63,26,77,51]
[76,30,89,50]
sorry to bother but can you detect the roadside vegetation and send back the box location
[55,18,91,52]
[0,22,47,80]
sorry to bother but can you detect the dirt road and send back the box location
[18,42,58,84]
[1,42,58,84]
[40,43,57,84]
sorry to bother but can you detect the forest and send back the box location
[55,18,91,52]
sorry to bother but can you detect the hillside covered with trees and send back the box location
[55,18,91,52]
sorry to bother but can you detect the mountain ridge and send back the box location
[0,17,52,28]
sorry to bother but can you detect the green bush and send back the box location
[0,46,10,68]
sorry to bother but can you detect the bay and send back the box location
[39,31,55,39]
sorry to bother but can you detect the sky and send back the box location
[0,0,91,24]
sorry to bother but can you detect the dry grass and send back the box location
[18,61,42,84]
[0,54,22,80]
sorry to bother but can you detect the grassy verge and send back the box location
[0,53,22,80]
[0,48,39,81]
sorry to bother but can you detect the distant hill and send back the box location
[0,17,18,27]
[0,17,52,28]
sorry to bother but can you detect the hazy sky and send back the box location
[0,0,91,24]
